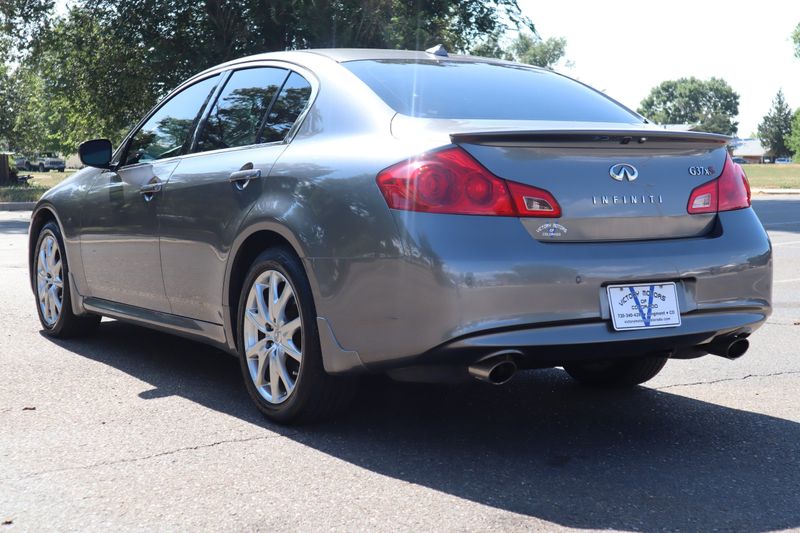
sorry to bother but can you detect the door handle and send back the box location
[139,180,162,201]
[228,168,261,190]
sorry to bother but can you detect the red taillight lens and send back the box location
[376,147,561,217]
[719,158,751,212]
[687,153,751,214]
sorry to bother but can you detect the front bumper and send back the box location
[311,207,772,373]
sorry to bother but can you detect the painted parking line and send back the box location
[775,278,800,284]
[772,240,800,247]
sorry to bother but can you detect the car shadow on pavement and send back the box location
[49,320,800,532]
[0,219,31,235]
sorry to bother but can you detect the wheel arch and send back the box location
[223,222,313,353]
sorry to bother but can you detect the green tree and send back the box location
[757,90,794,159]
[81,0,534,92]
[7,69,60,154]
[5,0,535,153]
[508,34,568,69]
[793,22,799,59]
[471,31,568,69]
[0,64,14,149]
[0,0,54,58]
[789,108,800,161]
[638,77,740,135]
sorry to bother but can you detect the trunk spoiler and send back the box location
[449,129,730,147]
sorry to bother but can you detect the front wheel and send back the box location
[34,221,100,337]
[563,355,668,387]
[237,247,356,424]
[38,163,46,172]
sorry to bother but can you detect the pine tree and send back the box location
[757,90,794,159]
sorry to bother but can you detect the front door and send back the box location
[80,162,178,311]
[80,73,222,312]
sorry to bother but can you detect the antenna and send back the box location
[425,44,448,57]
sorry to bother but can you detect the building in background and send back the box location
[731,138,768,164]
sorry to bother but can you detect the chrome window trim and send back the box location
[112,60,319,167]
[113,71,225,168]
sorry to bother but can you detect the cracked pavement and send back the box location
[1,196,799,532]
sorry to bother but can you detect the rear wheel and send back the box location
[563,355,668,387]
[237,247,356,424]
[34,221,100,337]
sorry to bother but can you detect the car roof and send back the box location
[300,48,518,64]
[193,47,538,78]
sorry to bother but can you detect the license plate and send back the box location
[606,282,681,331]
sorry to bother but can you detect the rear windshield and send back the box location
[343,59,641,123]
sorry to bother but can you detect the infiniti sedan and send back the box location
[29,48,772,423]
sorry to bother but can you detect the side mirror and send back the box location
[78,139,113,169]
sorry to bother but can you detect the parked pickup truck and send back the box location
[22,153,66,172]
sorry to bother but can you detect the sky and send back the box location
[53,0,799,136]
[518,0,800,137]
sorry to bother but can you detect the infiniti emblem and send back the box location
[609,163,638,182]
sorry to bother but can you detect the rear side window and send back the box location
[260,72,313,143]
[343,60,641,123]
[123,74,220,165]
[196,67,288,152]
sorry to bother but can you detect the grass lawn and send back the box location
[742,163,800,189]
[0,170,74,203]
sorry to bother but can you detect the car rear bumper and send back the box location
[311,207,772,373]
[423,308,767,366]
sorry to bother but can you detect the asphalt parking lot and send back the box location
[1,197,799,532]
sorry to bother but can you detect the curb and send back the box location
[752,188,800,195]
[0,202,36,211]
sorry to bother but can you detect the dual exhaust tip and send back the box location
[467,335,750,385]
[468,352,520,385]
[707,335,750,360]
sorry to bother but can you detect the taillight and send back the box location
[376,147,561,217]
[687,153,751,214]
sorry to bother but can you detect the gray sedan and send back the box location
[28,48,772,423]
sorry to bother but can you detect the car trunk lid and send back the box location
[392,116,730,242]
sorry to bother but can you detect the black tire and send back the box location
[563,355,668,388]
[33,221,101,338]
[38,163,46,172]
[58,168,65,173]
[236,247,356,424]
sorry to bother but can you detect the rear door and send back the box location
[81,74,221,311]
[157,66,314,323]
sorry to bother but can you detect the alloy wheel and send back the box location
[243,270,303,404]
[36,232,64,326]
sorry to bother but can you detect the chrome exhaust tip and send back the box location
[468,353,519,385]
[707,336,750,360]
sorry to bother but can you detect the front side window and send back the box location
[196,67,288,152]
[260,72,313,143]
[123,74,220,166]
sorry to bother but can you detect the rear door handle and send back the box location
[229,168,261,190]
